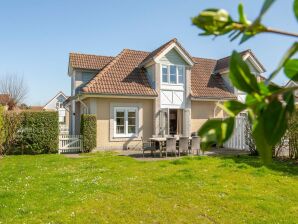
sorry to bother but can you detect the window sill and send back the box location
[111,135,141,142]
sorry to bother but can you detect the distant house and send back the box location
[0,94,11,110]
[65,38,266,150]
[285,80,298,104]
[43,91,69,132]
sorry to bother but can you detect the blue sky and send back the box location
[0,0,296,105]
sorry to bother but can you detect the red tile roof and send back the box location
[69,39,265,99]
[82,49,158,96]
[69,53,114,70]
[191,58,236,99]
[214,49,265,73]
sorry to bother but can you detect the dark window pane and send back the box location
[128,111,136,118]
[128,118,136,125]
[116,111,124,117]
[128,126,136,134]
[116,118,124,125]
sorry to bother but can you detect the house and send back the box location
[0,94,10,110]
[285,80,298,104]
[43,91,69,133]
[65,38,266,150]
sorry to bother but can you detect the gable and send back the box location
[159,48,188,65]
[44,92,67,110]
[245,58,259,74]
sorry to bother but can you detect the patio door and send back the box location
[160,109,183,136]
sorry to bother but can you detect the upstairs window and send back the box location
[162,65,168,83]
[170,65,177,84]
[161,65,184,85]
[82,72,95,83]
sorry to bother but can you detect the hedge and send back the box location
[0,106,4,154]
[80,114,97,152]
[3,111,59,155]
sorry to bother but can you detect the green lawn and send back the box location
[0,153,297,224]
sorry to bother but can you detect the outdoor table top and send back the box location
[149,137,192,142]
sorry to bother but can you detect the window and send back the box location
[178,66,184,84]
[114,107,138,137]
[170,65,177,84]
[161,65,184,84]
[82,72,94,83]
[162,65,168,83]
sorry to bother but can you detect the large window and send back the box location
[114,107,138,137]
[161,65,184,84]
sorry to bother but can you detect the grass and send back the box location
[0,152,297,224]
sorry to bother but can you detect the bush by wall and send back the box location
[80,114,96,152]
[2,111,59,155]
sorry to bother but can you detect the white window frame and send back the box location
[113,107,138,138]
[161,64,185,85]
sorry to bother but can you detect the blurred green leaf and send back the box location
[252,117,272,164]
[258,0,276,21]
[263,99,288,146]
[219,100,247,117]
[229,51,259,93]
[294,0,298,21]
[192,9,233,36]
[238,3,249,25]
[267,42,298,83]
[198,117,235,150]
[284,59,298,81]
[283,91,295,114]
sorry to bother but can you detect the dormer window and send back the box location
[161,65,184,84]
[82,72,95,84]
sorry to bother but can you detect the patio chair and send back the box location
[178,137,189,156]
[165,137,177,157]
[191,136,200,155]
[142,138,157,158]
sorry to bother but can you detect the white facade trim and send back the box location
[154,43,194,66]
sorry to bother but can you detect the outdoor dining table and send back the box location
[149,137,192,156]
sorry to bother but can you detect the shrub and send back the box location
[2,111,59,155]
[80,114,96,152]
[0,106,4,155]
[244,115,258,156]
[2,111,22,155]
[288,109,298,159]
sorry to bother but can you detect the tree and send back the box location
[0,74,28,110]
[192,0,298,163]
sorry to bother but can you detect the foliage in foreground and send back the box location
[193,0,298,163]
[80,114,97,152]
[0,153,297,223]
[1,111,59,155]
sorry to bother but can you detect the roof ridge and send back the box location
[69,52,114,58]
[192,56,217,62]
[217,49,250,61]
[82,49,128,92]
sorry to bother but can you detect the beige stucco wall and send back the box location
[191,101,224,134]
[94,98,154,150]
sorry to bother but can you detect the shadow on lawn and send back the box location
[218,155,298,176]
